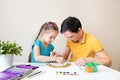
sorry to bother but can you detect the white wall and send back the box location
[0,0,120,71]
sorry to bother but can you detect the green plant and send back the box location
[0,40,23,55]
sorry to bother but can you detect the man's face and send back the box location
[64,30,82,43]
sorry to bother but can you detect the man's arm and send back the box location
[62,46,71,61]
[75,50,112,67]
[92,50,112,67]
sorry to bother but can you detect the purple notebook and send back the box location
[0,65,38,80]
[16,64,39,70]
[4,66,33,76]
[0,71,20,80]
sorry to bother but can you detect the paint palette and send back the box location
[56,71,78,76]
[46,62,71,68]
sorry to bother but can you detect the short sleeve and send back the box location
[91,38,103,53]
[66,39,70,47]
[33,40,41,46]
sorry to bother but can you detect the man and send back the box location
[60,16,111,67]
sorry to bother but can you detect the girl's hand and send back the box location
[50,51,62,57]
[50,51,57,57]
[55,57,65,64]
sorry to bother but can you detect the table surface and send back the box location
[15,62,120,80]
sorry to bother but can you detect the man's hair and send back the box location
[61,16,82,33]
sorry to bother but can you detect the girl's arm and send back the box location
[33,45,64,63]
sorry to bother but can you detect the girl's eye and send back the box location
[49,36,53,39]
[50,36,56,40]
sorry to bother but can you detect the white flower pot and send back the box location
[0,54,13,72]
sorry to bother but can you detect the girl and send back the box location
[30,22,64,63]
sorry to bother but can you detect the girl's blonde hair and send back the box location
[35,22,59,41]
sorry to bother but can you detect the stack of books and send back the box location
[0,64,39,80]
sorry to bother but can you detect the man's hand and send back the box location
[75,57,93,66]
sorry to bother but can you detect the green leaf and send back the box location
[0,40,23,55]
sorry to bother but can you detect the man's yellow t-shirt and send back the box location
[66,31,103,62]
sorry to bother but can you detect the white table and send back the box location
[17,62,120,80]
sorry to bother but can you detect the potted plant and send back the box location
[0,40,23,71]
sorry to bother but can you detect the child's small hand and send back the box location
[50,51,56,57]
[50,51,60,57]
[55,57,65,64]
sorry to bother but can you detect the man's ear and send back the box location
[78,28,82,32]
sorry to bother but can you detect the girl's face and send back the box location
[42,30,58,44]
